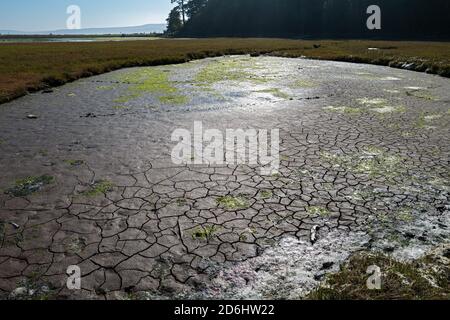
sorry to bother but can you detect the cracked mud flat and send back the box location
[0,56,449,300]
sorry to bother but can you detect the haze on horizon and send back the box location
[0,0,173,32]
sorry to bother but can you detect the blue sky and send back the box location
[0,0,173,31]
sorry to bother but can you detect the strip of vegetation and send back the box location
[308,251,449,300]
[1,39,450,104]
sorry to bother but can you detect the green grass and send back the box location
[1,39,450,104]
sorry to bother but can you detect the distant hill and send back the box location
[180,0,450,40]
[0,24,166,35]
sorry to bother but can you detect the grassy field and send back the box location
[1,38,450,104]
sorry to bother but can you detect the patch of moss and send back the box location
[308,252,449,300]
[192,225,219,240]
[217,195,250,210]
[5,175,54,197]
[81,180,114,197]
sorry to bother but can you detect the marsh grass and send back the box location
[308,252,449,300]
[2,39,449,104]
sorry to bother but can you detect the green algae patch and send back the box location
[5,175,54,197]
[324,106,362,115]
[307,206,330,216]
[217,195,250,210]
[195,58,269,87]
[290,79,316,88]
[159,94,188,104]
[256,88,291,99]
[81,180,114,197]
[321,149,407,181]
[192,225,220,240]
[113,94,140,104]
[115,68,187,105]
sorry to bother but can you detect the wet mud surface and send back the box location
[0,56,449,299]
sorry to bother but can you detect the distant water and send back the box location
[0,37,160,43]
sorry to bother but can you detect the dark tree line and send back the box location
[166,0,208,35]
[172,0,450,40]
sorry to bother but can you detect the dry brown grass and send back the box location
[1,38,450,104]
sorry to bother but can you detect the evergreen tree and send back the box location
[166,7,183,35]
